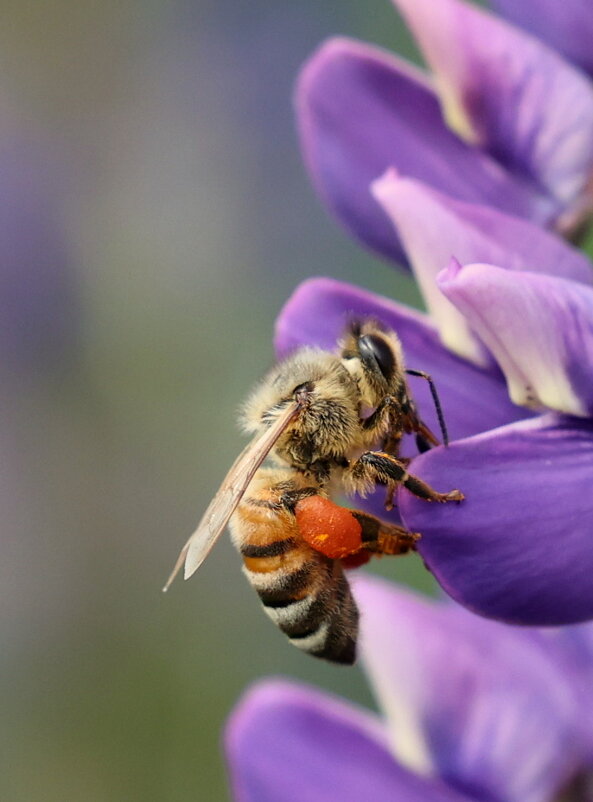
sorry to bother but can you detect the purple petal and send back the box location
[439,260,593,416]
[372,171,593,364]
[391,0,593,205]
[540,623,593,760]
[226,679,477,802]
[490,0,593,76]
[398,414,593,625]
[275,277,532,441]
[295,37,556,266]
[355,576,582,802]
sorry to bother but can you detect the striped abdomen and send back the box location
[229,491,359,665]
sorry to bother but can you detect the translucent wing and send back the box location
[162,400,300,592]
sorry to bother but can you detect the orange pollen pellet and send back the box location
[295,496,363,560]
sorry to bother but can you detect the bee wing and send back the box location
[162,400,300,592]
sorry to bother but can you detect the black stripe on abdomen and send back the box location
[240,538,296,559]
[254,562,316,603]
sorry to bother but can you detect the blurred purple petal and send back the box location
[391,0,593,206]
[355,576,581,802]
[490,0,593,76]
[372,171,593,365]
[538,624,593,761]
[398,414,593,625]
[439,260,593,416]
[226,679,477,802]
[295,37,556,266]
[0,139,79,372]
[275,277,532,441]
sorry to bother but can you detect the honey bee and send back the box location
[164,319,463,664]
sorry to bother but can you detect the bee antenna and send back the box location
[346,318,362,338]
[406,369,449,447]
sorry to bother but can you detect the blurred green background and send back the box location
[0,2,435,800]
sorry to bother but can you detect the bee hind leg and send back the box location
[351,510,420,556]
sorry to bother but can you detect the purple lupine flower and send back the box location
[275,278,593,628]
[226,577,590,802]
[490,0,593,77]
[225,4,593,798]
[295,0,593,266]
[225,1,593,798]
[272,154,593,626]
[275,271,593,626]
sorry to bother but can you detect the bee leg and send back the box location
[382,429,404,458]
[362,395,403,442]
[405,414,441,451]
[384,484,397,512]
[278,486,321,512]
[347,451,464,504]
[382,456,410,509]
[363,395,422,457]
[293,494,416,563]
[351,510,420,555]
[415,431,434,454]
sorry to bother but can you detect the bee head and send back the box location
[340,319,406,406]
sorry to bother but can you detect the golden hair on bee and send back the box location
[164,318,463,664]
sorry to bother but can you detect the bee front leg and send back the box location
[346,451,464,506]
[362,395,403,451]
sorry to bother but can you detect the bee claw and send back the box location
[434,489,465,503]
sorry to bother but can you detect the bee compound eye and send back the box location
[293,381,313,395]
[359,334,395,381]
